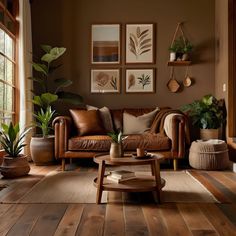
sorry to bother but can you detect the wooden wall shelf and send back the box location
[167,61,191,66]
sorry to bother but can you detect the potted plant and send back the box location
[181,94,225,140]
[0,122,32,178]
[107,131,127,158]
[30,106,56,165]
[30,45,83,165]
[169,36,193,61]
[30,45,83,108]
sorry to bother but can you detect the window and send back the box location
[0,0,18,125]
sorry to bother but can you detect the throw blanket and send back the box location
[150,108,190,145]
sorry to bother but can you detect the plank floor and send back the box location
[0,162,236,236]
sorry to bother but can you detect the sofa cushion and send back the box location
[86,105,114,132]
[68,133,170,151]
[69,109,105,136]
[123,108,159,135]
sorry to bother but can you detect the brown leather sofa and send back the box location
[53,108,188,171]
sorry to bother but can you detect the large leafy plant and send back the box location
[0,122,32,157]
[30,45,83,109]
[33,106,55,138]
[181,95,224,129]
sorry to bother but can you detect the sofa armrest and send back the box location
[52,116,72,159]
[164,114,188,158]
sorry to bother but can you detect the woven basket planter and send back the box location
[189,140,229,170]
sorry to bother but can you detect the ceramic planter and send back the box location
[200,129,219,140]
[30,135,55,165]
[110,142,122,158]
[169,52,176,61]
[0,155,30,178]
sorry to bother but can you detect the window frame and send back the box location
[0,0,19,157]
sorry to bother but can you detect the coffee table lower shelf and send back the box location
[93,175,166,192]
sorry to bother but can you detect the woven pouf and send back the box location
[189,139,229,170]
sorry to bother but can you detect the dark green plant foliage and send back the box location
[107,131,127,143]
[30,45,83,109]
[33,106,55,138]
[169,36,193,53]
[0,122,32,157]
[181,95,225,129]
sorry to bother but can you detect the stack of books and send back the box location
[107,170,136,183]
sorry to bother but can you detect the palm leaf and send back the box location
[140,38,151,47]
[139,29,149,38]
[140,49,151,55]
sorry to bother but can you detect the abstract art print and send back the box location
[91,69,120,93]
[91,24,121,64]
[125,23,155,64]
[125,69,155,93]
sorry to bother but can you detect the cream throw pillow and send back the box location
[86,105,114,132]
[123,108,159,135]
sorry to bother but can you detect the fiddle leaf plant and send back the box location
[30,45,83,109]
[181,94,225,129]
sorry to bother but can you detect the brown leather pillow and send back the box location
[69,109,105,136]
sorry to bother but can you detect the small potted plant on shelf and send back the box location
[181,94,225,140]
[107,131,128,158]
[169,36,193,61]
[0,122,32,178]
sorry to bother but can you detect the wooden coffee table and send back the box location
[93,153,165,204]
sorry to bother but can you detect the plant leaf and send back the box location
[57,91,83,105]
[32,63,48,76]
[140,49,151,55]
[139,29,149,38]
[54,78,73,92]
[40,45,52,53]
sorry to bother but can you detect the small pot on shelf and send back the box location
[169,52,176,62]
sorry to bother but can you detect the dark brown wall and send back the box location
[31,0,215,113]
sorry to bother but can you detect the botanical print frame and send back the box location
[125,23,155,64]
[91,69,120,93]
[125,69,155,93]
[91,24,121,64]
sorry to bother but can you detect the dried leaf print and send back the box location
[136,27,141,37]
[137,74,151,89]
[110,76,117,90]
[95,72,109,87]
[129,27,152,58]
[128,74,135,89]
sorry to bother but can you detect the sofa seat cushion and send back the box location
[68,133,170,151]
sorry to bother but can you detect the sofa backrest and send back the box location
[110,108,156,131]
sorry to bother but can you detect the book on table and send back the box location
[109,170,135,179]
[107,170,136,183]
[106,174,136,183]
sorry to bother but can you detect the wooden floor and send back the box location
[0,163,236,236]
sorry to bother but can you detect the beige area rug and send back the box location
[9,170,218,204]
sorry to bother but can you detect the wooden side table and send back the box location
[93,153,165,204]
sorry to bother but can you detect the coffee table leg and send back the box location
[96,160,105,204]
[152,159,162,203]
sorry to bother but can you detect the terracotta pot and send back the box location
[110,142,122,158]
[200,129,219,140]
[0,155,30,178]
[30,135,55,165]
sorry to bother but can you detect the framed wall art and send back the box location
[91,69,120,93]
[125,23,155,64]
[125,68,155,93]
[91,24,121,64]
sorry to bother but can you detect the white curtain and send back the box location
[18,0,33,157]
